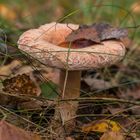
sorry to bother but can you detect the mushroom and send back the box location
[18,22,126,132]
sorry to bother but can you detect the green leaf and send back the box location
[40,82,58,99]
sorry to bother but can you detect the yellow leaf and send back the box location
[100,131,124,140]
[82,119,122,133]
[131,2,140,14]
[0,4,16,20]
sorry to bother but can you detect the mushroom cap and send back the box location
[18,22,126,70]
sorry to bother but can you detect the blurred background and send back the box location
[0,0,140,42]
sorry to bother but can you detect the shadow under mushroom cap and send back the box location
[18,22,126,70]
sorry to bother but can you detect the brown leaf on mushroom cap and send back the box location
[65,23,128,44]
[66,26,100,43]
[59,39,95,48]
[93,23,128,41]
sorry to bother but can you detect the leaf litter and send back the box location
[0,21,139,140]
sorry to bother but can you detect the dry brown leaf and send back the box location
[59,39,95,49]
[40,68,60,85]
[83,75,112,90]
[66,23,128,44]
[0,60,22,80]
[3,73,41,96]
[18,100,43,110]
[107,106,123,115]
[12,64,60,85]
[66,137,75,140]
[66,26,100,43]
[14,65,34,76]
[118,85,140,110]
[0,120,41,140]
[100,131,124,140]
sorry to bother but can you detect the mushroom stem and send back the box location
[59,70,81,131]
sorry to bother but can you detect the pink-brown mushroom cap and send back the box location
[18,22,126,70]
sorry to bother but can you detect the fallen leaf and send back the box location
[0,4,16,20]
[125,86,140,100]
[40,68,60,85]
[100,131,124,140]
[101,26,128,41]
[0,120,41,140]
[82,119,122,133]
[0,60,22,80]
[66,137,75,140]
[107,106,124,115]
[83,75,112,90]
[131,1,140,14]
[59,39,95,48]
[40,81,58,99]
[2,73,41,96]
[65,23,128,45]
[18,100,43,110]
[66,25,100,43]
[14,65,34,76]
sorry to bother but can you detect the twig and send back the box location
[59,97,140,105]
